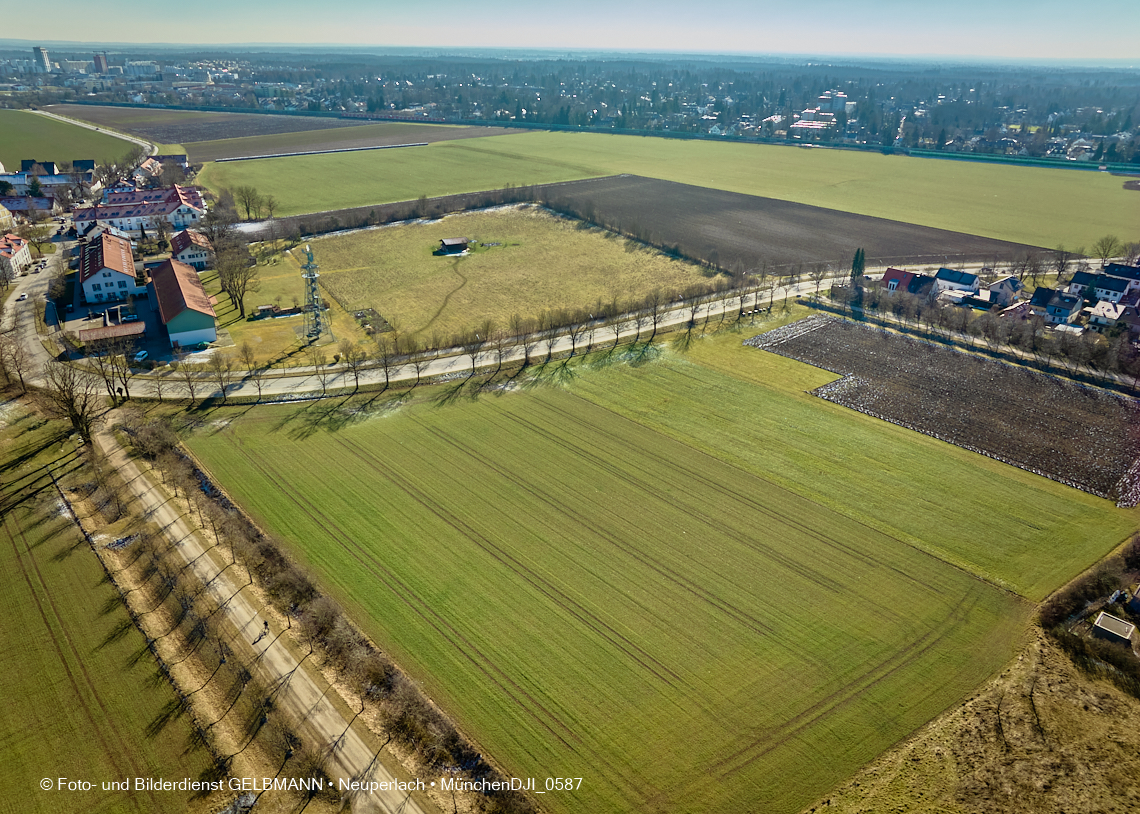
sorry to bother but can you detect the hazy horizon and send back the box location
[1,0,1137,63]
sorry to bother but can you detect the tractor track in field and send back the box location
[327,434,684,688]
[234,444,583,749]
[415,412,780,644]
[4,508,159,813]
[564,368,995,595]
[502,394,871,592]
[711,587,983,781]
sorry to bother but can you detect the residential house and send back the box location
[1029,286,1057,318]
[79,231,145,303]
[933,267,980,295]
[1045,291,1083,325]
[1091,611,1136,647]
[131,157,163,184]
[170,229,210,270]
[987,276,1023,307]
[0,203,13,231]
[73,185,206,238]
[1103,263,1140,294]
[880,267,915,293]
[153,154,190,170]
[148,258,217,348]
[1088,300,1134,333]
[0,233,31,276]
[1066,270,1129,303]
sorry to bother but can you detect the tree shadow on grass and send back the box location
[145,696,188,740]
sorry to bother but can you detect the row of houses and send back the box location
[72,184,206,238]
[880,263,1140,336]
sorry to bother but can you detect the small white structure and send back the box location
[1092,611,1136,647]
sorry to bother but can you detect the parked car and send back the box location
[133,350,148,363]
[16,293,27,301]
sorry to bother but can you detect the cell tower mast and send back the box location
[301,244,329,342]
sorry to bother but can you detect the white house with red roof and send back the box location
[0,233,31,276]
[80,231,144,304]
[170,229,211,270]
[73,185,206,238]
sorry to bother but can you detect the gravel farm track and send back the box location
[46,104,518,160]
[751,315,1140,501]
[541,174,1047,269]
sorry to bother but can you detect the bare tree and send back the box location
[644,290,668,341]
[234,185,262,221]
[261,195,278,220]
[1092,234,1123,267]
[37,361,103,443]
[172,360,200,406]
[218,250,260,319]
[339,339,366,393]
[148,370,169,402]
[810,263,828,299]
[207,354,237,404]
[305,346,331,394]
[87,345,120,406]
[374,337,396,390]
[0,335,31,392]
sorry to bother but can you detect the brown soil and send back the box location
[750,316,1140,499]
[540,174,1044,269]
[45,104,515,156]
[802,628,1140,814]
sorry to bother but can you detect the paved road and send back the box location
[95,429,432,814]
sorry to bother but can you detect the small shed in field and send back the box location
[439,237,470,254]
[1092,611,1136,647]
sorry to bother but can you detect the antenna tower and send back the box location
[301,244,329,342]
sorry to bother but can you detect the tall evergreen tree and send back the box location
[850,248,866,286]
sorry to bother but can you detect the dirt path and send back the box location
[93,428,435,814]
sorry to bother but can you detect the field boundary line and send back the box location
[215,142,428,162]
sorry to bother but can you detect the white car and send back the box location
[133,350,148,363]
[16,293,28,301]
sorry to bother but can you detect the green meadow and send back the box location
[0,110,136,170]
[185,327,1134,814]
[197,130,1139,247]
[0,409,214,814]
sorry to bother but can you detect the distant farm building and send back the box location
[148,258,217,348]
[439,237,470,254]
[1091,611,1136,647]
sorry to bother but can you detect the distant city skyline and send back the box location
[6,0,1140,62]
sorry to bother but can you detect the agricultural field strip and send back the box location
[568,346,1134,602]
[0,421,209,813]
[539,174,1045,269]
[0,109,136,169]
[749,316,1140,500]
[2,511,159,812]
[195,130,1139,246]
[191,384,1028,814]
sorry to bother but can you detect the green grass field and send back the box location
[297,206,714,340]
[0,407,214,814]
[0,110,137,170]
[197,131,1139,247]
[184,325,1135,814]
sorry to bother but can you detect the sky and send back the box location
[13,0,1140,62]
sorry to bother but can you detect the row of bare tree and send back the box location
[125,416,535,813]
